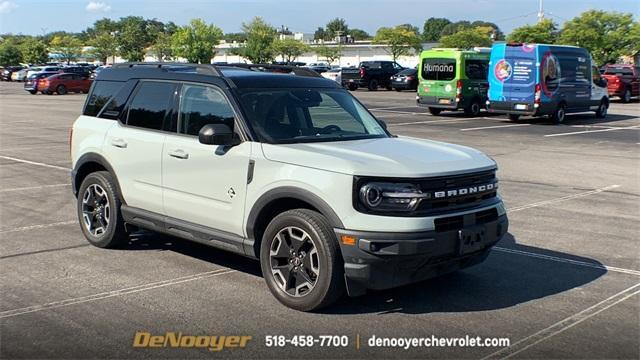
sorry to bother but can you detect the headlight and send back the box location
[358,182,430,212]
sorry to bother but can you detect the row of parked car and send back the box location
[0,63,96,95]
[314,45,638,123]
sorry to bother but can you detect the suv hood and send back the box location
[261,137,496,177]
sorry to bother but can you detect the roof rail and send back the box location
[111,62,221,76]
[225,63,322,78]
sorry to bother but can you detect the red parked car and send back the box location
[601,64,639,103]
[37,73,92,95]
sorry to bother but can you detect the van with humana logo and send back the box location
[417,48,491,117]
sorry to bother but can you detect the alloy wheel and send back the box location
[269,226,320,297]
[81,184,110,236]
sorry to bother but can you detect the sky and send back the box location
[0,0,638,36]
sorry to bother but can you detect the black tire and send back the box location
[622,89,632,103]
[385,83,392,91]
[260,209,345,311]
[464,99,482,117]
[508,114,521,122]
[595,99,608,118]
[347,83,357,91]
[77,171,128,248]
[550,103,566,124]
[394,88,402,92]
[367,79,378,91]
[28,90,37,95]
[56,84,67,95]
[428,107,442,116]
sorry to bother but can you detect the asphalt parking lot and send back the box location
[1,81,638,359]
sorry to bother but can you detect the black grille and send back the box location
[415,170,497,215]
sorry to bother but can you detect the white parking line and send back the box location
[369,108,429,116]
[461,124,531,131]
[0,268,237,318]
[482,283,640,359]
[545,125,640,137]
[0,155,70,171]
[0,183,70,193]
[508,185,621,213]
[0,221,77,234]
[494,247,640,277]
[389,118,480,126]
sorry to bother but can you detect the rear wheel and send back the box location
[508,114,521,122]
[428,107,442,116]
[464,99,482,117]
[394,88,402,92]
[367,79,378,91]
[622,89,632,103]
[28,90,37,95]
[347,83,357,91]
[77,171,129,248]
[595,100,608,118]
[56,84,67,95]
[260,209,345,311]
[550,103,566,124]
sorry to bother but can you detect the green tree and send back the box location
[50,35,83,64]
[90,32,117,63]
[315,44,342,65]
[507,19,558,44]
[439,26,493,48]
[422,17,451,41]
[440,21,472,37]
[348,28,371,40]
[271,38,309,63]
[559,10,640,66]
[151,32,174,62]
[233,17,277,63]
[325,18,349,40]
[19,38,49,64]
[117,16,151,61]
[471,21,504,40]
[171,19,222,63]
[313,27,327,41]
[85,18,120,39]
[224,32,248,43]
[373,25,422,61]
[0,42,23,66]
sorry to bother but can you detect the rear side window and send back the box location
[422,58,456,81]
[178,84,235,136]
[83,80,124,117]
[465,59,488,80]
[126,81,177,131]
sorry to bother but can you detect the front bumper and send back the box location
[335,211,508,296]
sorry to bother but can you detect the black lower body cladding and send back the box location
[334,211,508,295]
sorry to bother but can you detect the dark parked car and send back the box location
[61,66,91,77]
[23,72,58,94]
[37,73,92,95]
[341,61,404,91]
[390,68,418,91]
[2,66,24,81]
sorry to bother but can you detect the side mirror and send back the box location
[198,124,238,146]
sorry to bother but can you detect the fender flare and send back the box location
[245,186,344,239]
[72,152,124,203]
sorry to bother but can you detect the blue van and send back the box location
[487,43,609,123]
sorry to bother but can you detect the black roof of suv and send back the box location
[96,62,337,89]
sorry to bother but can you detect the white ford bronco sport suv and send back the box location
[71,63,508,311]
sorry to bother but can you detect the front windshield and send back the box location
[236,88,389,144]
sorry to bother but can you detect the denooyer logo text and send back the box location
[133,331,252,351]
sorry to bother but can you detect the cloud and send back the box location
[86,1,111,13]
[0,1,18,14]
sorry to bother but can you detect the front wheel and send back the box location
[622,89,632,103]
[367,79,378,91]
[595,100,608,118]
[28,90,37,95]
[464,99,482,117]
[77,171,129,248]
[260,209,345,311]
[347,83,357,91]
[56,84,67,95]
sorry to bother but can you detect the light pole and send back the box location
[537,0,545,23]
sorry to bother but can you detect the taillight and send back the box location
[534,84,541,105]
[406,76,414,80]
[359,68,365,78]
[456,80,463,101]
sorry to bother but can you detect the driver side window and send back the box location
[178,85,235,136]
